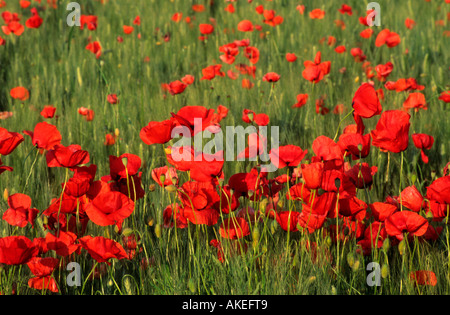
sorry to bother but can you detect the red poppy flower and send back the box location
[375,61,394,82]
[298,192,337,233]
[123,25,134,34]
[334,45,346,53]
[338,132,371,160]
[46,144,90,169]
[384,78,424,92]
[39,105,56,119]
[360,28,373,38]
[400,186,425,213]
[45,230,81,257]
[301,162,324,190]
[0,127,24,155]
[108,153,141,180]
[200,64,225,80]
[25,8,43,29]
[237,20,254,32]
[167,80,187,95]
[338,4,352,15]
[409,270,437,286]
[262,72,280,83]
[350,47,366,62]
[269,145,308,169]
[352,83,382,118]
[438,91,450,103]
[140,119,175,145]
[339,196,367,221]
[152,166,178,187]
[181,74,195,85]
[276,211,301,232]
[369,202,398,222]
[171,12,183,23]
[107,94,119,104]
[375,29,401,48]
[385,211,428,241]
[0,236,38,265]
[199,23,214,35]
[242,78,254,89]
[311,135,343,165]
[309,9,325,19]
[219,217,250,239]
[370,110,411,153]
[171,105,216,135]
[263,10,283,27]
[292,94,308,108]
[426,176,450,205]
[302,51,331,83]
[10,86,29,101]
[357,221,386,256]
[412,133,434,163]
[2,21,24,36]
[85,41,102,58]
[345,163,377,189]
[403,92,427,112]
[85,191,135,228]
[242,109,269,126]
[244,46,260,64]
[27,256,59,293]
[23,121,62,151]
[80,15,97,30]
[2,193,39,228]
[286,53,297,62]
[0,158,13,175]
[79,236,129,264]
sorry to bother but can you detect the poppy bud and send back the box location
[147,217,154,227]
[325,235,332,247]
[398,239,407,256]
[155,223,162,238]
[247,112,254,122]
[114,128,120,137]
[148,184,156,192]
[352,259,360,272]
[270,220,278,235]
[347,252,355,268]
[335,178,341,190]
[382,238,390,253]
[308,276,316,284]
[381,264,389,279]
[3,188,8,201]
[426,210,434,219]
[164,185,177,193]
[331,285,337,295]
[188,278,196,293]
[252,226,261,242]
[277,200,284,210]
[122,228,133,236]
[262,244,268,253]
[410,173,417,185]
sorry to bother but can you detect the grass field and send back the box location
[0,0,449,296]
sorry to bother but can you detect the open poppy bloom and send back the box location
[140,119,175,145]
[23,121,62,151]
[27,257,60,293]
[242,109,269,126]
[286,53,297,62]
[219,217,250,239]
[276,211,301,232]
[85,190,135,228]
[2,193,39,228]
[0,127,24,155]
[0,158,13,175]
[262,72,280,83]
[292,94,308,108]
[409,270,437,286]
[237,20,254,32]
[46,144,90,169]
[152,166,178,187]
[0,236,39,265]
[25,8,43,29]
[108,153,141,180]
[269,145,308,169]
[79,236,129,264]
[45,230,81,257]
[375,29,401,48]
[201,64,225,80]
[352,83,382,118]
[400,186,425,213]
[384,210,429,241]
[85,41,102,58]
[40,105,56,118]
[298,192,337,233]
[309,9,325,19]
[370,110,411,153]
[412,133,434,163]
[403,92,427,112]
[10,86,29,101]
[302,51,331,83]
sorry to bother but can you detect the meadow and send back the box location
[0,0,449,296]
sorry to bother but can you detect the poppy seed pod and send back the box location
[155,223,162,238]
